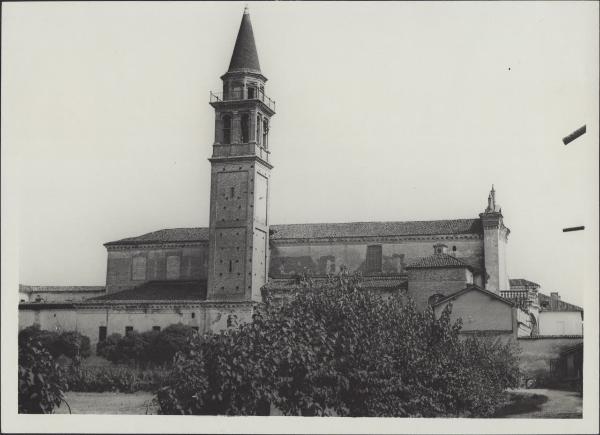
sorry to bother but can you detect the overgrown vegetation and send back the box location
[65,366,170,393]
[157,273,520,416]
[96,323,195,367]
[19,325,91,362]
[18,335,67,413]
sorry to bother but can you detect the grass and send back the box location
[493,392,549,417]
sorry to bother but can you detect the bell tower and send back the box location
[207,8,275,302]
[479,186,510,293]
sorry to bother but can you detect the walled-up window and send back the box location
[166,255,181,280]
[263,119,269,147]
[132,256,147,281]
[366,245,383,273]
[125,326,133,336]
[241,114,249,143]
[98,326,107,342]
[222,115,232,144]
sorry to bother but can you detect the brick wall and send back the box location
[105,244,208,293]
[408,267,473,310]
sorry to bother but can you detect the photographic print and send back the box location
[1,1,598,433]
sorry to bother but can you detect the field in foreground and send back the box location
[54,392,158,415]
[496,389,582,419]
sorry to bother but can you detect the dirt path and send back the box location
[503,388,582,418]
[54,392,158,415]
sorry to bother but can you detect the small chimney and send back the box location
[433,243,448,255]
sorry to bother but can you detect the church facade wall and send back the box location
[105,243,208,293]
[269,236,484,278]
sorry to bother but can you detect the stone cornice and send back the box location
[209,154,273,170]
[105,241,207,251]
[270,233,482,246]
[74,300,255,310]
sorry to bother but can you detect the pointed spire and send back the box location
[485,185,500,213]
[227,7,261,73]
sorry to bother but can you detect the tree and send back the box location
[18,336,67,413]
[157,273,520,416]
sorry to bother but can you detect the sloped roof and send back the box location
[228,10,261,73]
[20,285,105,293]
[105,228,210,246]
[105,219,483,246]
[270,219,482,240]
[86,280,207,302]
[509,278,540,288]
[538,292,583,312]
[406,253,472,270]
[432,285,515,307]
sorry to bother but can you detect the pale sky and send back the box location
[2,1,598,307]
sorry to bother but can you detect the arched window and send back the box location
[263,119,269,147]
[241,114,249,143]
[222,115,232,144]
[256,114,262,145]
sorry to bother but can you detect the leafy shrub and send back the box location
[96,324,195,367]
[96,333,121,361]
[19,325,91,362]
[157,273,520,416]
[18,336,67,413]
[65,366,170,393]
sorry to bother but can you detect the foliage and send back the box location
[19,325,91,363]
[95,324,195,367]
[157,273,520,416]
[18,336,67,414]
[65,366,170,393]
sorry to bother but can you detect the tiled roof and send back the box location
[270,219,482,240]
[105,228,210,246]
[86,280,207,302]
[106,219,482,246]
[19,285,105,293]
[538,293,583,312]
[509,278,540,288]
[406,253,472,270]
[228,10,261,73]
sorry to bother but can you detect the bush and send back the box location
[65,366,170,393]
[19,325,91,362]
[18,337,67,413]
[96,324,195,367]
[157,273,520,416]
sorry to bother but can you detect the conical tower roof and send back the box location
[227,8,261,73]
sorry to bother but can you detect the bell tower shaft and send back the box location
[206,9,275,302]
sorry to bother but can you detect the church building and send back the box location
[19,9,582,365]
